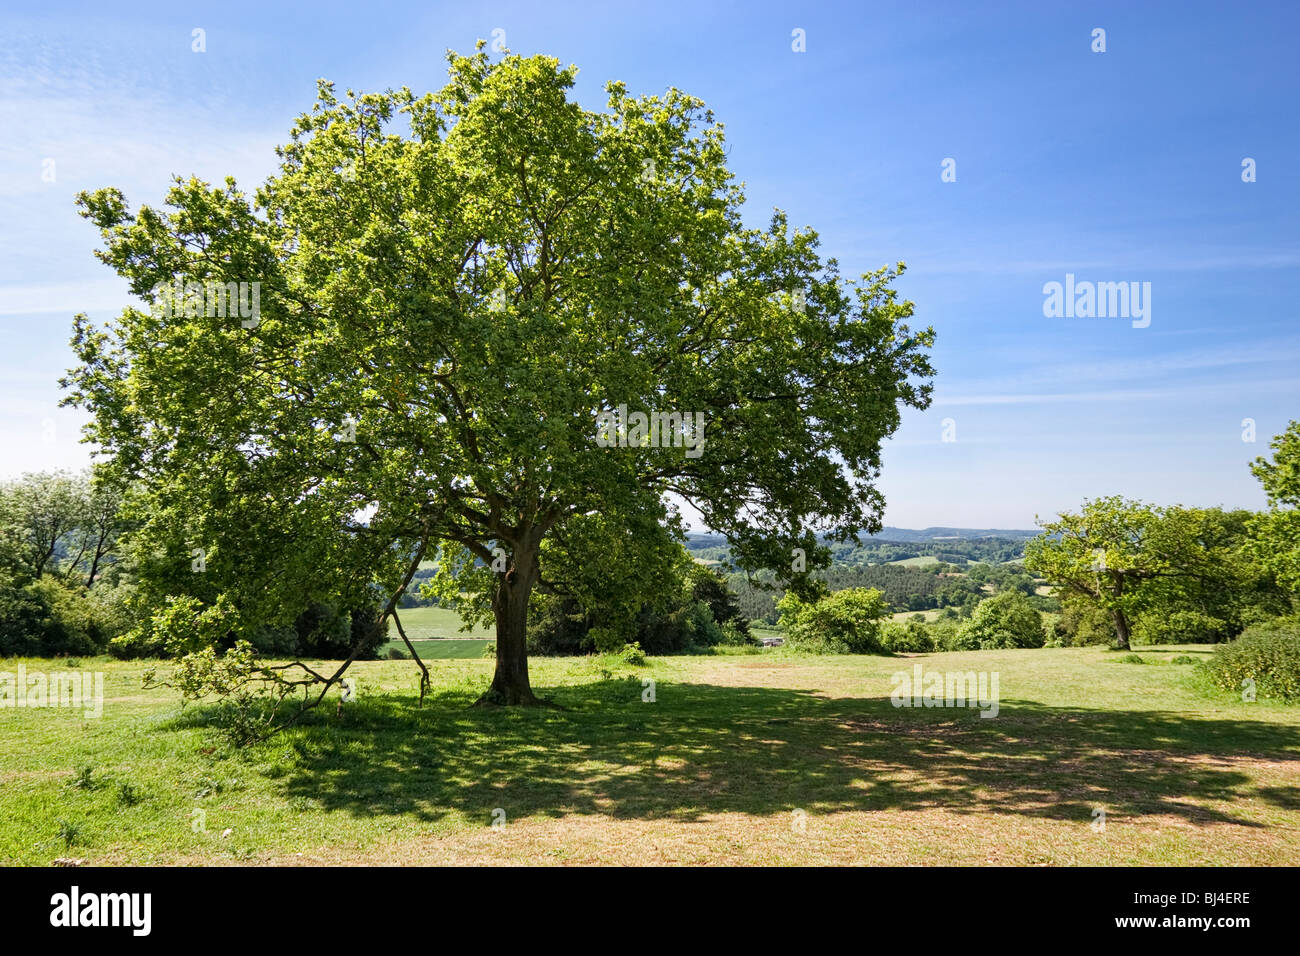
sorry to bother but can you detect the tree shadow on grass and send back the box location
[260,678,1300,829]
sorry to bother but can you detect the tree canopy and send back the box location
[64,46,934,705]
[1250,420,1300,592]
[1025,497,1278,649]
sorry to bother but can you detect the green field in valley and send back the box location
[886,555,941,568]
[3,644,1296,866]
[384,606,493,659]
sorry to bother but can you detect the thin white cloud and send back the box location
[934,378,1300,407]
[0,277,133,316]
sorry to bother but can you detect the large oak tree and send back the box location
[64,47,933,705]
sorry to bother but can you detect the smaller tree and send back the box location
[1250,421,1300,593]
[957,591,1046,649]
[777,587,889,654]
[686,564,752,640]
[1028,497,1281,649]
[1025,498,1185,650]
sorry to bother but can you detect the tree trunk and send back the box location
[84,527,109,590]
[1112,609,1132,650]
[480,535,542,706]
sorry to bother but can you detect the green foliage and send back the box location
[957,591,1046,650]
[1250,421,1300,593]
[65,48,933,704]
[728,562,991,623]
[292,602,389,659]
[0,471,135,657]
[777,587,889,654]
[527,592,592,655]
[1134,609,1228,645]
[881,617,935,653]
[0,573,128,657]
[118,594,241,660]
[618,642,646,665]
[57,820,81,850]
[1026,498,1280,648]
[143,638,303,743]
[0,471,127,586]
[1052,595,1117,647]
[686,563,751,639]
[716,620,754,646]
[927,618,964,651]
[528,555,752,655]
[687,533,1031,570]
[587,626,624,655]
[1205,619,1300,702]
[70,765,99,791]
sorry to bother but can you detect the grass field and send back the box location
[887,555,941,567]
[383,606,493,659]
[890,609,944,623]
[2,645,1297,866]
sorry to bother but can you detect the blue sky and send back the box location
[2,0,1297,529]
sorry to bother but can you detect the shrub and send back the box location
[619,642,646,665]
[926,618,964,651]
[777,588,889,654]
[1205,619,1300,702]
[716,620,757,646]
[261,601,390,659]
[944,622,982,651]
[0,574,127,657]
[882,618,935,653]
[107,628,166,660]
[587,625,625,655]
[958,591,1047,650]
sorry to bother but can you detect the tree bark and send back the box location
[1103,575,1132,650]
[1112,609,1132,650]
[480,534,542,706]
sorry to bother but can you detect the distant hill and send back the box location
[867,527,1040,542]
[685,527,1038,545]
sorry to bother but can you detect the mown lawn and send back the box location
[1,645,1297,866]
